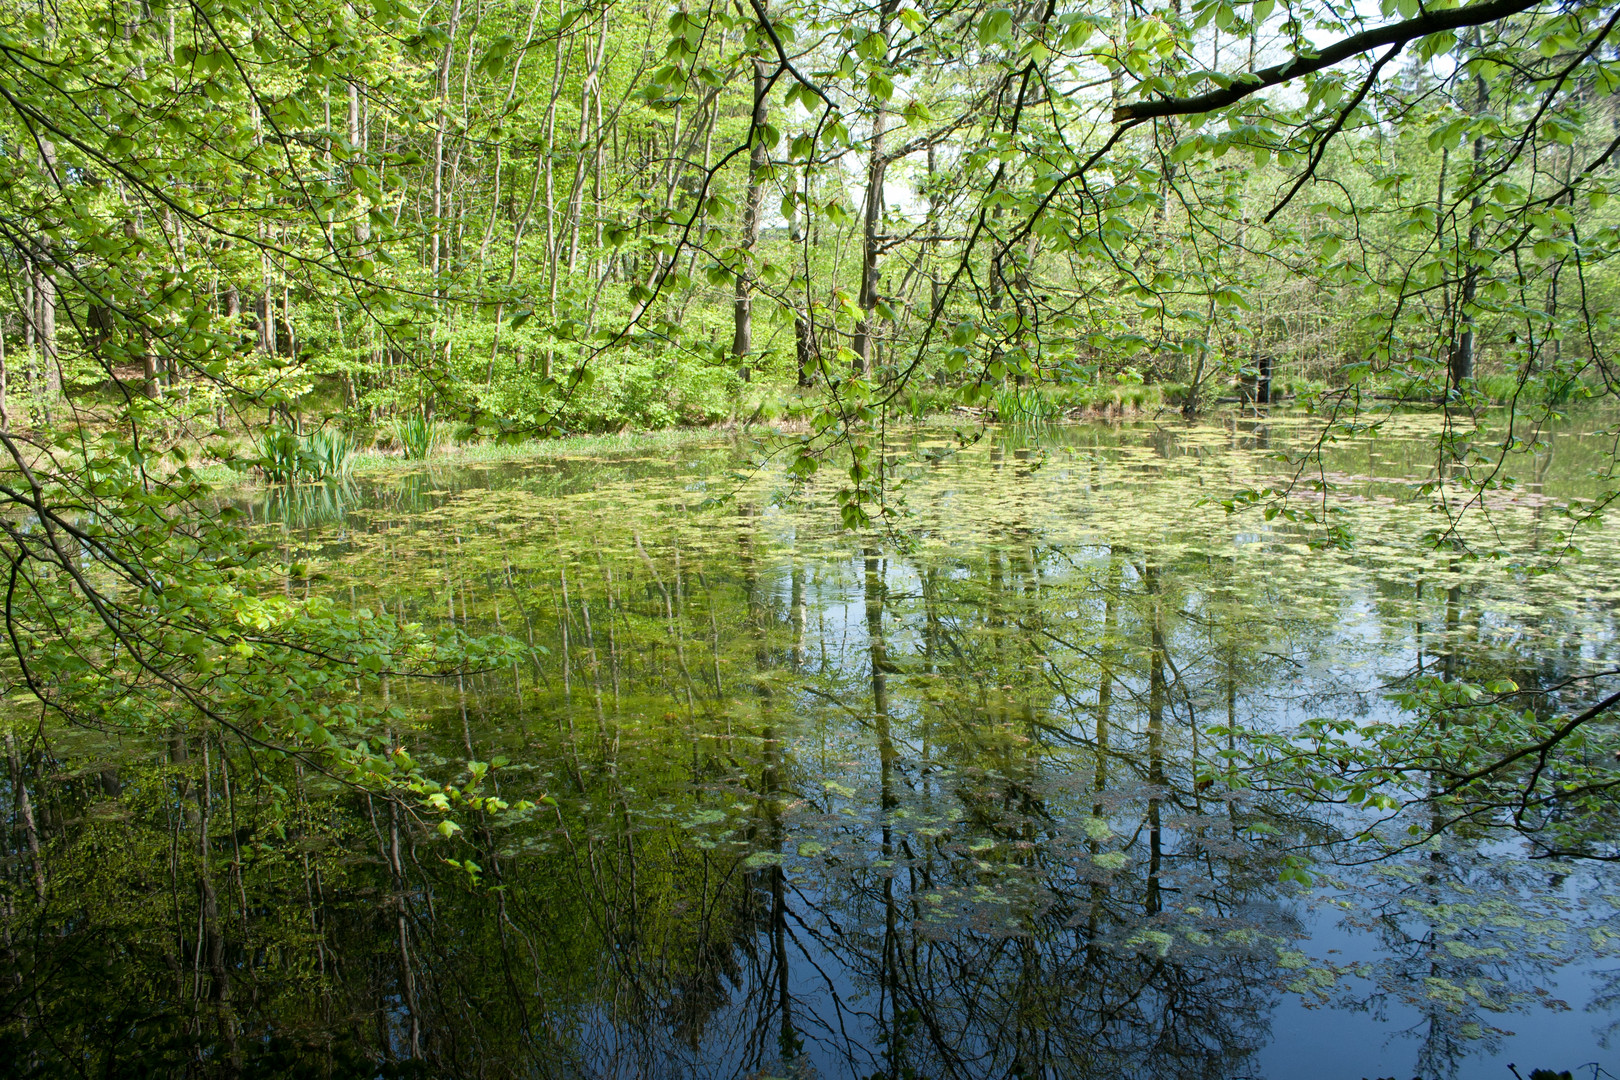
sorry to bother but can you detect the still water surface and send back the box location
[14,413,1620,1078]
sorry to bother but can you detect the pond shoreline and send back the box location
[193,404,1189,492]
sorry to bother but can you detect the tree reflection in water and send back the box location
[3,422,1619,1078]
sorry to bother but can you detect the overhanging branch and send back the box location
[1112,0,1543,122]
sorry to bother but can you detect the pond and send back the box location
[7,411,1620,1079]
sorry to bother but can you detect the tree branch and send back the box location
[1440,685,1620,796]
[1263,42,1402,224]
[1112,0,1542,123]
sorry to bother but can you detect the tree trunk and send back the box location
[34,247,59,416]
[0,314,10,430]
[794,309,815,387]
[565,21,607,276]
[1450,54,1487,391]
[258,250,277,357]
[926,143,942,314]
[34,136,60,416]
[851,0,897,374]
[540,12,568,380]
[732,45,769,379]
[348,80,371,250]
[431,0,464,301]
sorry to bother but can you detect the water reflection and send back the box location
[3,417,1619,1078]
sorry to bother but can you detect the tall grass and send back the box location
[256,429,303,483]
[993,384,1062,427]
[394,414,440,461]
[255,427,358,482]
[900,386,958,420]
[303,428,358,480]
[1034,382,1164,415]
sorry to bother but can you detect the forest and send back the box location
[2,0,1620,1075]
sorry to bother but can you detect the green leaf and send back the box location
[977,7,1013,45]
